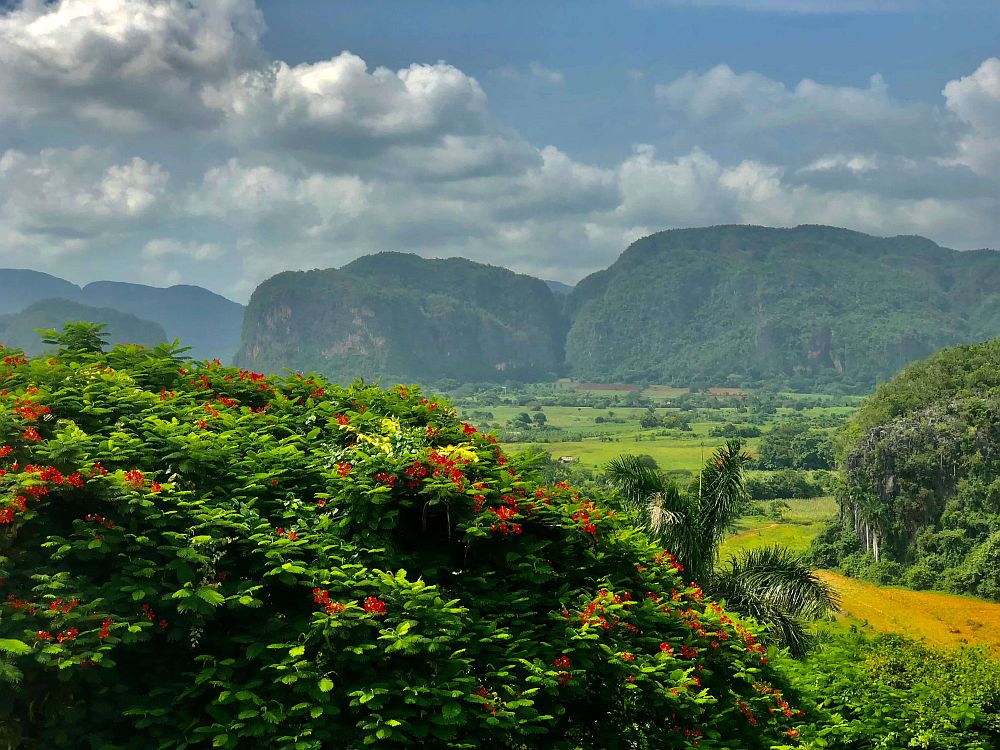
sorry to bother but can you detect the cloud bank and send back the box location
[0,0,998,300]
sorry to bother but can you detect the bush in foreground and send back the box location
[1,329,811,749]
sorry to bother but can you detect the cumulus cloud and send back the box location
[0,0,264,131]
[205,53,490,159]
[943,57,1000,175]
[0,147,169,235]
[655,64,947,161]
[0,1,998,300]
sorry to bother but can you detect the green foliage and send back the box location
[745,470,827,501]
[783,631,1000,749]
[756,420,833,471]
[0,326,812,749]
[565,225,1000,392]
[604,443,837,655]
[819,337,1000,597]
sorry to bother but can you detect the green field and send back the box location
[510,434,741,474]
[719,496,839,557]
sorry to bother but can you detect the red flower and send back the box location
[124,469,145,489]
[362,596,387,616]
[22,427,41,441]
[337,462,352,478]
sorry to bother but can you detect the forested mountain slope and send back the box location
[236,253,566,383]
[565,225,1000,391]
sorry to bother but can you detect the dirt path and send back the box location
[817,570,1000,652]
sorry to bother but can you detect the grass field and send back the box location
[509,434,744,474]
[719,496,838,558]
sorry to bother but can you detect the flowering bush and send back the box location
[0,331,814,748]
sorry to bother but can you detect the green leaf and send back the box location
[319,678,334,693]
[0,639,32,655]
[194,587,225,606]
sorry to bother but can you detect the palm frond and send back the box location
[713,545,839,656]
[603,454,669,514]
[697,439,754,558]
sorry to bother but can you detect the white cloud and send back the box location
[206,52,489,155]
[0,0,264,130]
[655,64,945,160]
[529,62,565,85]
[943,57,1000,175]
[0,147,169,232]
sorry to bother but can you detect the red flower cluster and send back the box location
[98,617,113,639]
[49,598,78,613]
[337,462,352,478]
[570,500,602,537]
[427,451,470,492]
[374,472,396,488]
[124,470,145,489]
[22,427,41,441]
[654,550,685,572]
[56,628,78,643]
[276,527,299,541]
[362,596,387,616]
[14,402,51,422]
[141,603,169,629]
[312,588,345,616]
[84,514,115,529]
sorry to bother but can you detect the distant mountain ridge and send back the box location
[0,270,244,360]
[236,252,566,383]
[8,224,1000,390]
[239,225,1000,390]
[564,225,1000,391]
[0,299,167,355]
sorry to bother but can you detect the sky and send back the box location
[0,0,998,302]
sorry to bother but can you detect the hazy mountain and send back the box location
[79,282,244,361]
[0,269,82,315]
[0,270,244,361]
[0,298,166,354]
[236,252,566,383]
[565,225,1000,391]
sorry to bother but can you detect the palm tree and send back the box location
[604,439,837,656]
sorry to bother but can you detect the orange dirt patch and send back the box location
[817,570,1000,652]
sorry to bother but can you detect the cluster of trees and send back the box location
[810,338,1000,599]
[5,324,1000,748]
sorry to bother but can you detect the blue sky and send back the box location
[0,0,998,300]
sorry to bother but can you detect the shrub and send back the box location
[0,332,811,749]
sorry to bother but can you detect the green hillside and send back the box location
[811,338,1000,598]
[565,225,1000,392]
[0,298,166,354]
[236,253,565,383]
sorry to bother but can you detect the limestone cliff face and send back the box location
[236,253,566,384]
